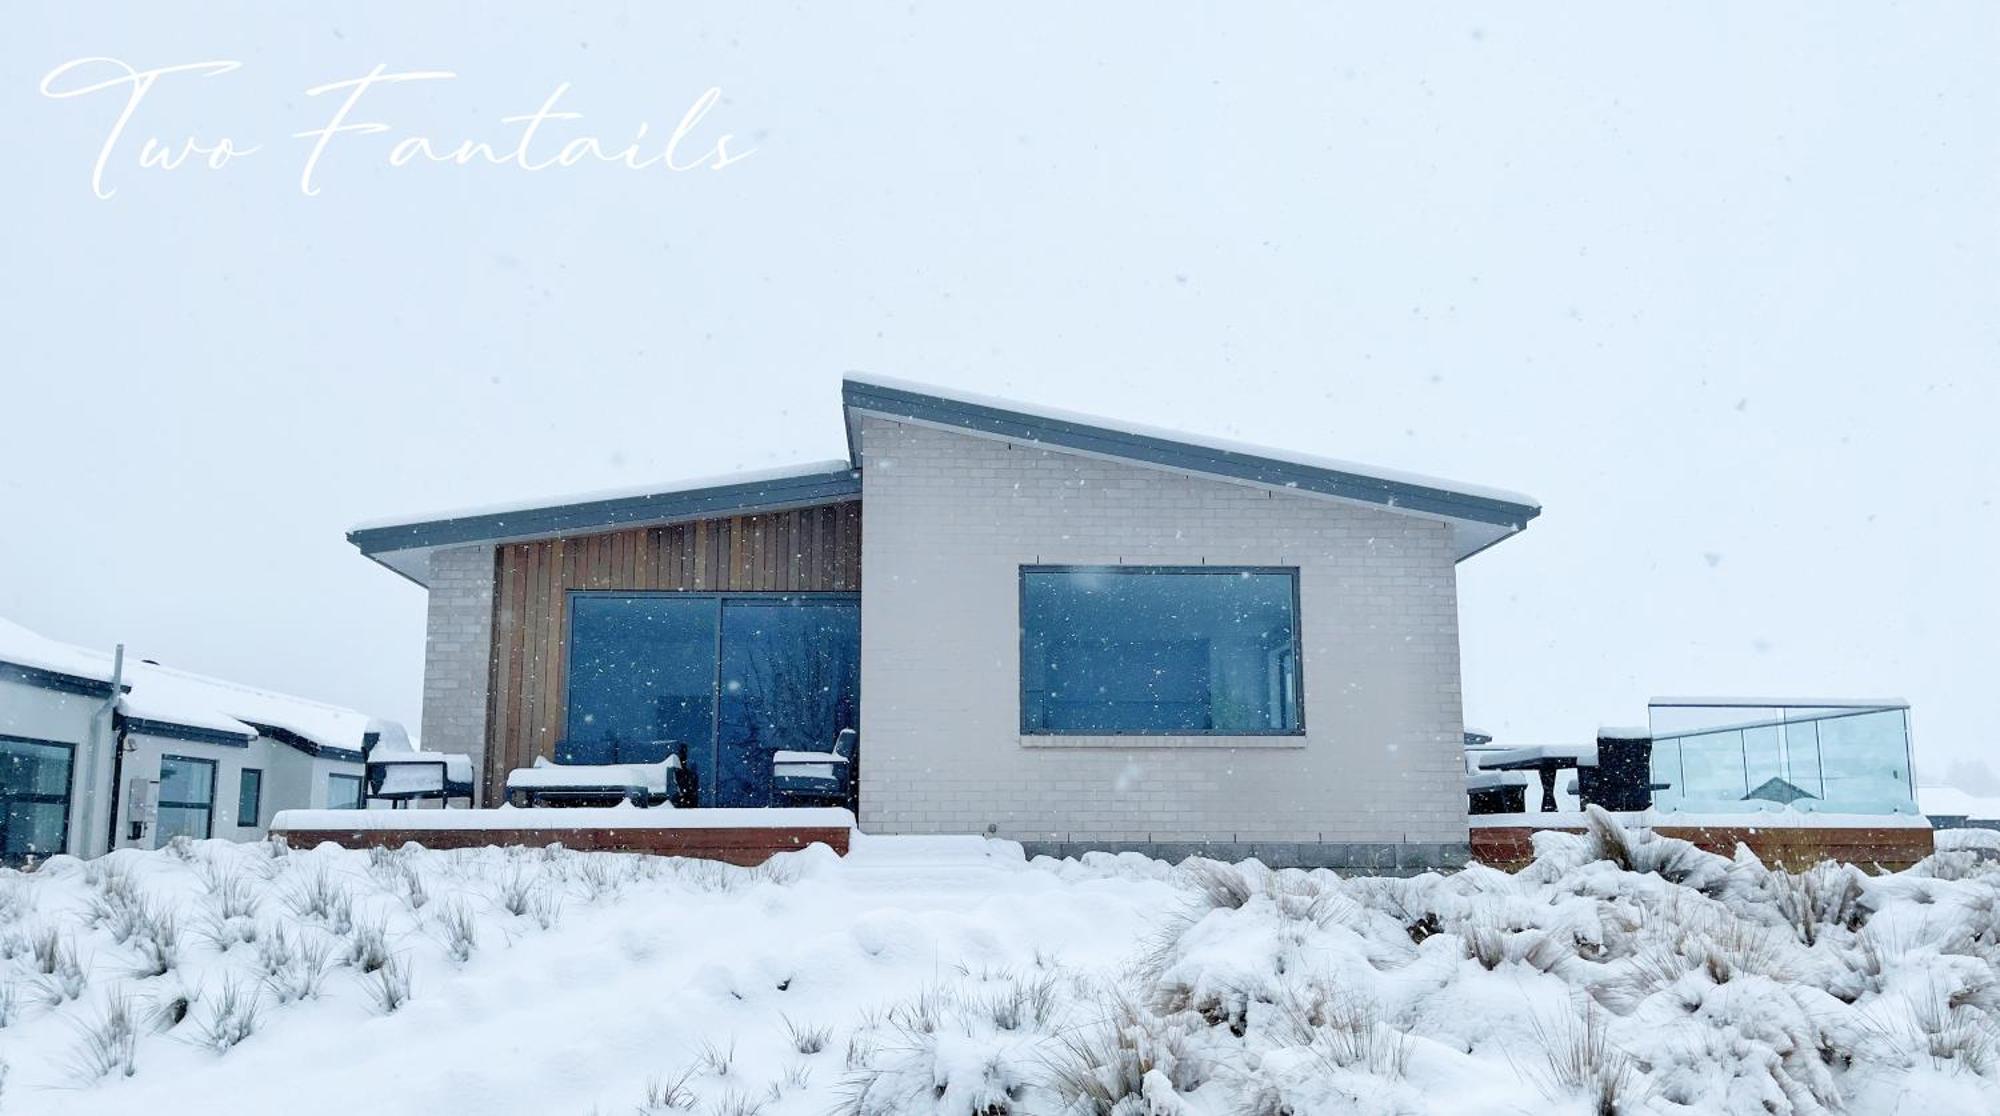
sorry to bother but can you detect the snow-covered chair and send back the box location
[772,728,855,805]
[362,719,476,808]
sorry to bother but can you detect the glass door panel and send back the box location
[565,596,720,790]
[714,599,860,808]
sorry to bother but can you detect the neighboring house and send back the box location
[0,618,394,865]
[348,377,1540,870]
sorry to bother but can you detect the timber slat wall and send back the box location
[484,501,862,802]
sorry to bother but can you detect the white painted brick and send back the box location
[857,418,1469,847]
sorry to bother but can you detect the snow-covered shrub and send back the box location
[194,978,261,1053]
[344,917,390,974]
[1042,994,1205,1115]
[784,1014,831,1054]
[284,867,354,933]
[1766,860,1869,945]
[1528,1001,1633,1116]
[435,899,477,962]
[364,953,411,1014]
[68,989,138,1081]
[643,1067,700,1111]
[129,910,180,978]
[495,869,536,917]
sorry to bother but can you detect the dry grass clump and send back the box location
[1042,994,1205,1115]
[1529,1001,1635,1116]
[1766,860,1868,945]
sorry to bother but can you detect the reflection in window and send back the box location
[1021,567,1303,735]
[327,773,364,810]
[157,755,217,841]
[563,596,719,766]
[1,735,73,865]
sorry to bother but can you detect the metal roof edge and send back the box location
[840,376,1540,531]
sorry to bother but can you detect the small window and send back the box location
[157,755,217,841]
[0,734,75,865]
[236,768,263,827]
[1021,566,1304,735]
[326,773,363,809]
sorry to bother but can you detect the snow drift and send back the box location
[1,813,1996,1115]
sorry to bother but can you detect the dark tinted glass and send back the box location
[1021,568,1301,734]
[564,596,720,767]
[0,737,73,864]
[716,599,860,807]
[237,768,263,826]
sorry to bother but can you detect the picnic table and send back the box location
[1476,745,1599,813]
[504,757,682,808]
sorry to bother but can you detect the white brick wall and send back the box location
[421,545,494,799]
[857,417,1470,849]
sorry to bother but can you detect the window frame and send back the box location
[236,767,264,828]
[1018,564,1307,738]
[0,733,77,865]
[326,772,364,809]
[157,753,218,840]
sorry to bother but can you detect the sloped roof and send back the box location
[348,376,1541,583]
[842,376,1540,560]
[0,616,396,758]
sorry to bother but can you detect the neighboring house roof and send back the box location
[350,375,1542,583]
[0,616,393,761]
[1918,785,2000,821]
[0,617,123,696]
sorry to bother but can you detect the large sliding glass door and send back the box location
[563,593,860,808]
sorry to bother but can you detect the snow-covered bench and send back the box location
[504,755,683,808]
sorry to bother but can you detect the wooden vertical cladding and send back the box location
[483,501,862,801]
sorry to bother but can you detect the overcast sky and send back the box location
[5,5,1995,790]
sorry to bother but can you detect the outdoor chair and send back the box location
[771,728,856,806]
[361,722,476,808]
[1575,735,1669,811]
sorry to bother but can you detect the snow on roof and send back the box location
[1597,726,1652,740]
[844,374,1542,510]
[1918,785,2000,820]
[349,458,856,536]
[0,616,399,753]
[0,616,120,686]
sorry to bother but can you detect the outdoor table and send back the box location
[1477,745,1598,813]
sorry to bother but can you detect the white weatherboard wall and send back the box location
[856,416,1470,868]
[0,674,103,857]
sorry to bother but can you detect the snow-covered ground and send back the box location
[2,819,1998,1116]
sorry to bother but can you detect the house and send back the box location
[347,377,1541,871]
[0,617,396,865]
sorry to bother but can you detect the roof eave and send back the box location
[842,376,1541,561]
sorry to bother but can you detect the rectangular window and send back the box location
[157,755,217,842]
[1020,566,1304,735]
[236,768,263,827]
[327,773,363,809]
[0,734,74,866]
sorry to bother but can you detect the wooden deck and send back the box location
[270,808,853,866]
[1471,820,1934,872]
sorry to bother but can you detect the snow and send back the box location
[0,617,119,686]
[1920,785,2000,820]
[2,820,1996,1115]
[847,375,1543,510]
[505,759,679,795]
[268,806,855,831]
[368,751,475,785]
[348,458,856,536]
[1595,725,1650,740]
[0,616,398,753]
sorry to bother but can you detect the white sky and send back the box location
[4,5,1995,790]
